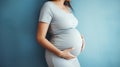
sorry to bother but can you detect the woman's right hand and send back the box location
[58,48,76,60]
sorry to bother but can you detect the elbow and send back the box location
[36,35,46,43]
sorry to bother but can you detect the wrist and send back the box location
[57,50,63,57]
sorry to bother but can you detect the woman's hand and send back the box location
[80,34,85,52]
[58,48,76,60]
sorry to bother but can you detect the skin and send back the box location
[81,35,85,52]
[36,0,85,60]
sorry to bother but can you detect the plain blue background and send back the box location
[0,0,120,67]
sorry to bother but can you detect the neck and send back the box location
[53,0,65,6]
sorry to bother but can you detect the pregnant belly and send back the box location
[50,28,82,56]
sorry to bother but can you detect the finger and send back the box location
[82,40,85,48]
[70,56,76,59]
[69,53,76,58]
[71,55,76,58]
[81,43,85,52]
[69,47,74,51]
[65,47,74,52]
[81,35,84,39]
[66,56,75,60]
[81,44,84,52]
[66,54,76,60]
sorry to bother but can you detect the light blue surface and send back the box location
[71,0,120,67]
[0,0,120,67]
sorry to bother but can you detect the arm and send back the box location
[36,22,76,60]
[36,22,62,56]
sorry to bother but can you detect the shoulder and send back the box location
[40,1,54,14]
[40,1,54,16]
[42,1,53,8]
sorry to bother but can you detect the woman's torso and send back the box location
[45,1,82,56]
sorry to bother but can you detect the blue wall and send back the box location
[0,0,47,67]
[72,0,120,67]
[0,0,120,67]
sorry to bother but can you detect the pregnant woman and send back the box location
[36,0,85,67]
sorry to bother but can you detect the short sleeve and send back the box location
[38,2,53,24]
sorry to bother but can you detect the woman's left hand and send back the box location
[80,34,85,52]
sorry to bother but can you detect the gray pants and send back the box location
[45,49,81,67]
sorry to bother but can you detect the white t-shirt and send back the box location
[39,1,78,35]
[38,1,82,56]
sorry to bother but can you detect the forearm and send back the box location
[37,37,62,56]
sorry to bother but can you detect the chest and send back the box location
[51,12,78,29]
